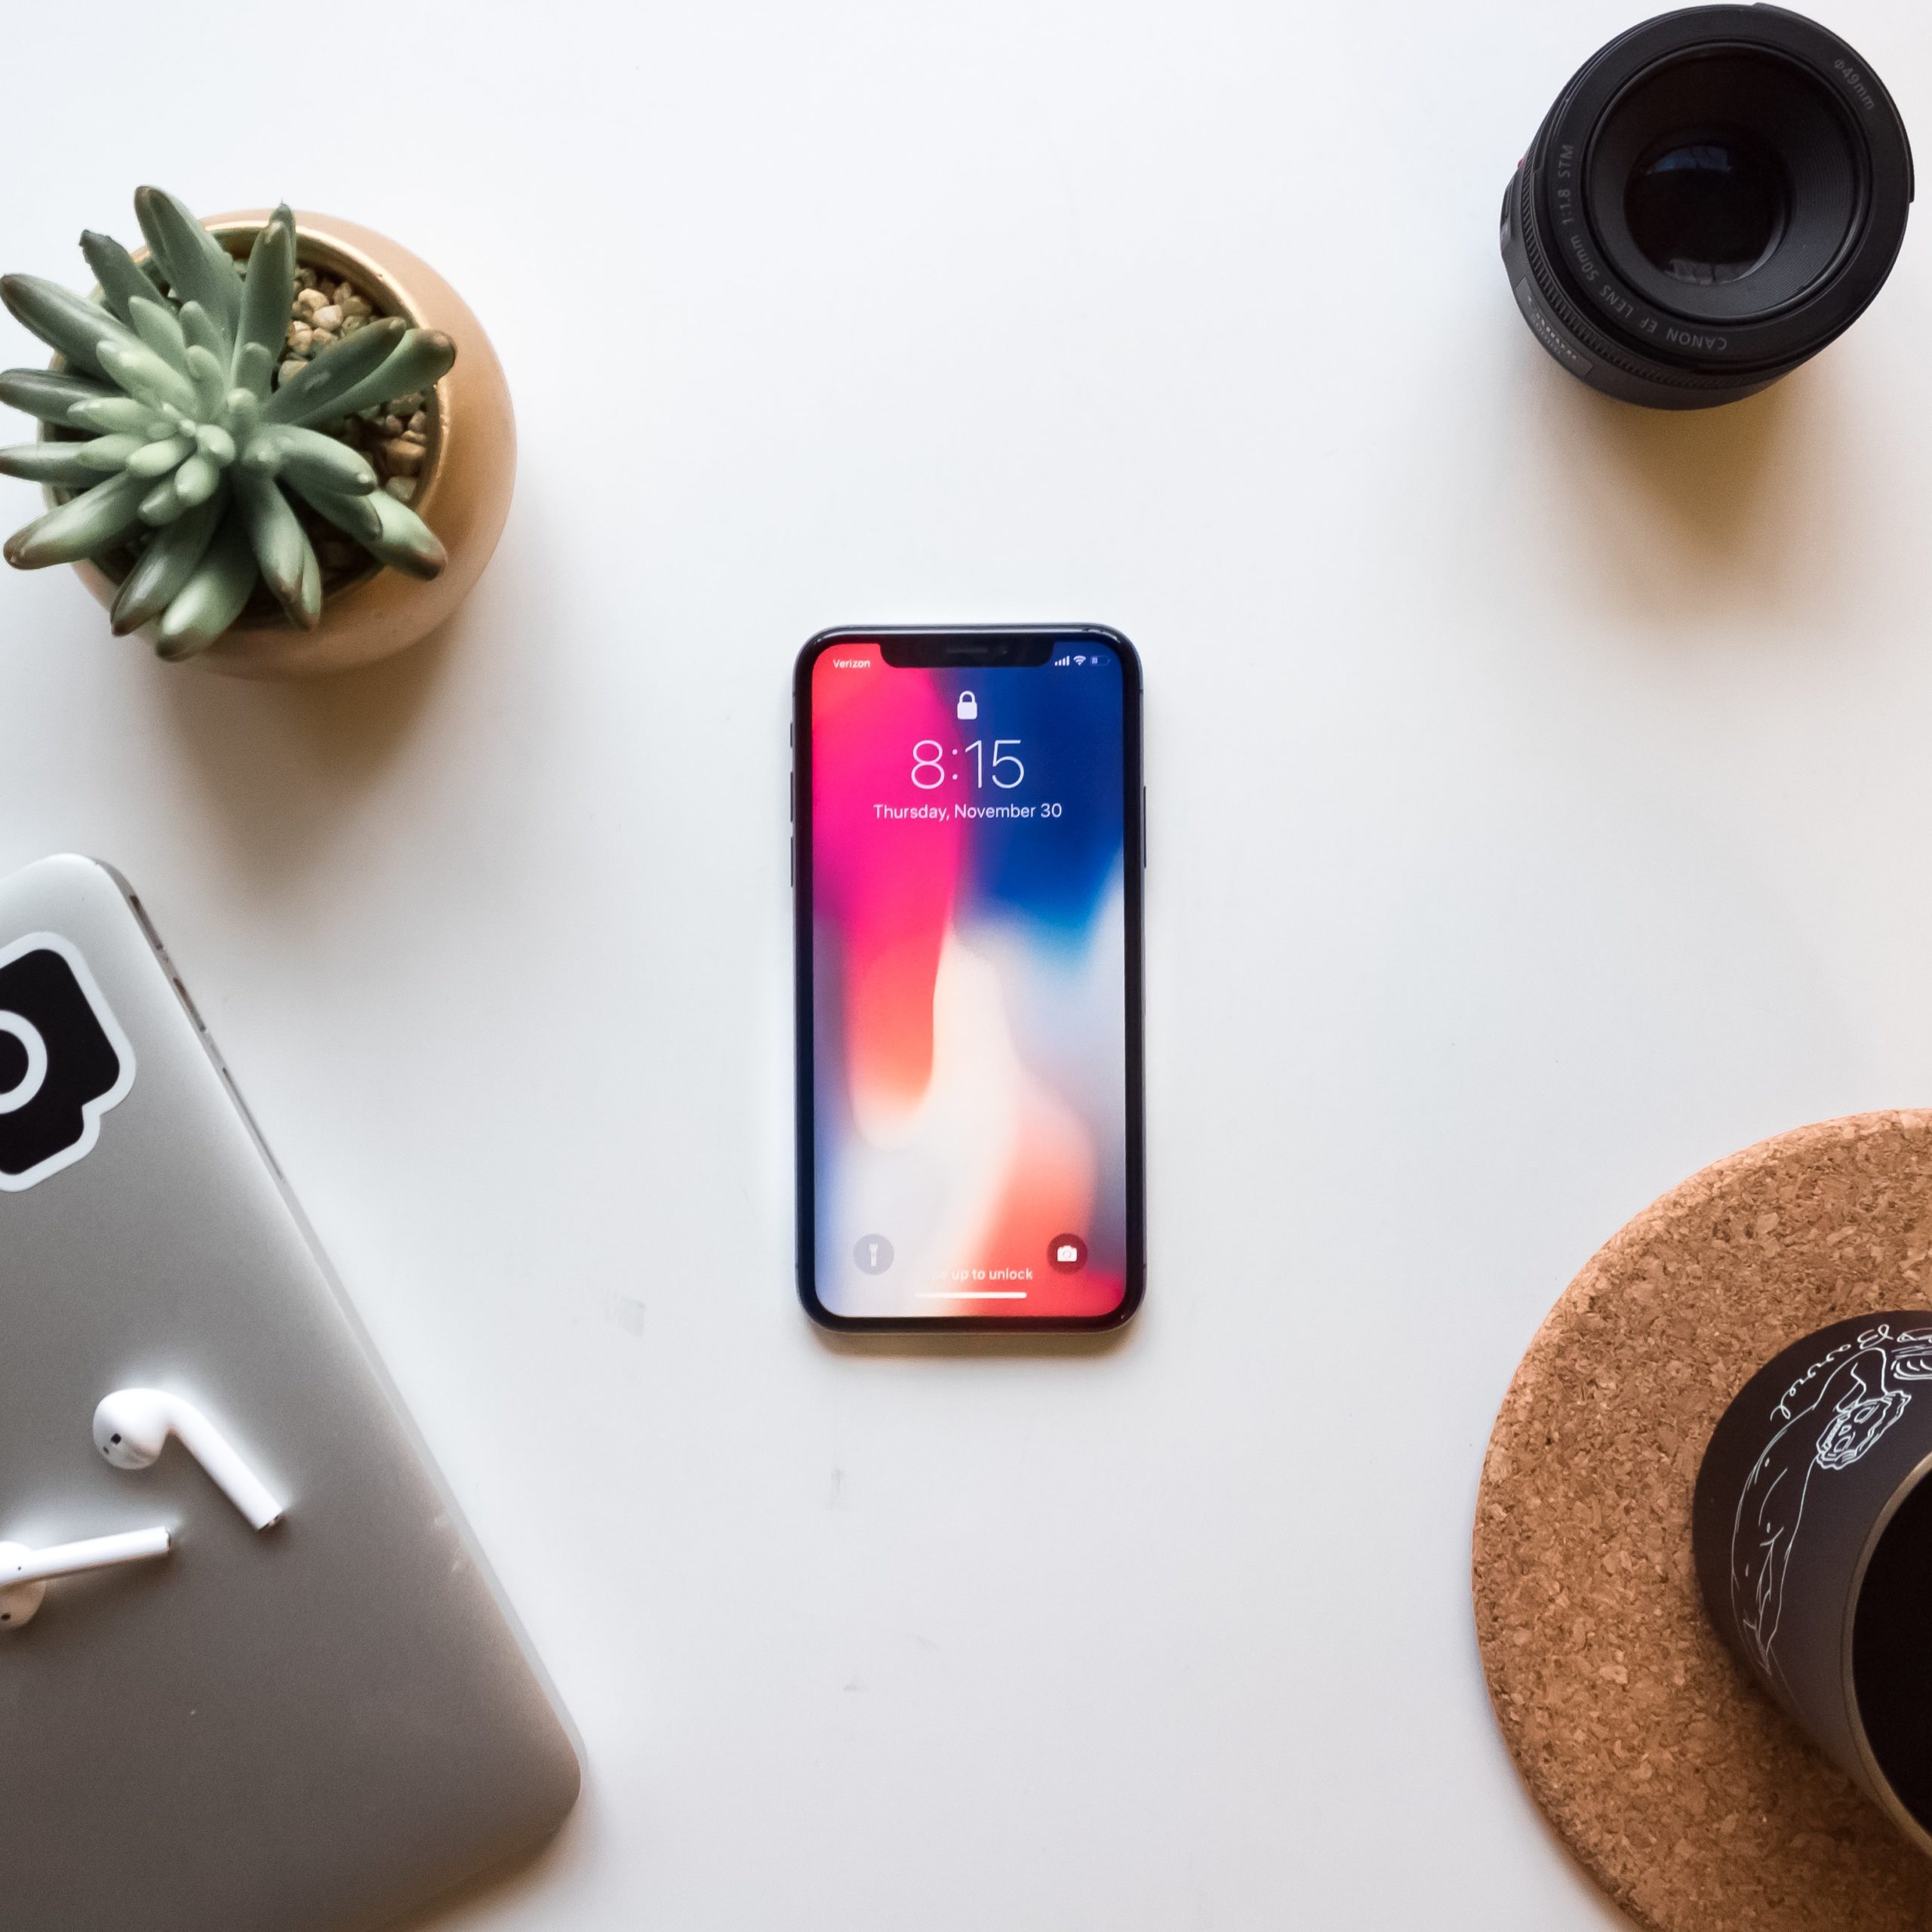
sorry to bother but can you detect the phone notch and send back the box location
[878,634,1055,668]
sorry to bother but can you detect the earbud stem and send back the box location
[3,1525,171,1586]
[185,1426,283,1531]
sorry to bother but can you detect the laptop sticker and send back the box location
[0,933,136,1192]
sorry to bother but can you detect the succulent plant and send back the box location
[0,189,454,660]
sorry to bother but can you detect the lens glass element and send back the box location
[1625,128,1789,286]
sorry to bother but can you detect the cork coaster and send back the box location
[1474,1111,1932,1931]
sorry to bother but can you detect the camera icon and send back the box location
[0,934,135,1192]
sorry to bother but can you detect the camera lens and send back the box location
[1625,131,1788,285]
[1500,7,1913,409]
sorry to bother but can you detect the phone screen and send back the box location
[795,629,1143,1327]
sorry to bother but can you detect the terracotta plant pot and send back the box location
[62,209,515,680]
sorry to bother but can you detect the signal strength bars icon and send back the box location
[1053,654,1072,666]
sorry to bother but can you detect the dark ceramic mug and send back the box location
[1695,1313,1932,1854]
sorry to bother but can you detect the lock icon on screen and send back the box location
[956,691,977,721]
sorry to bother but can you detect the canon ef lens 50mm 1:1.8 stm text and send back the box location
[1502,5,1912,408]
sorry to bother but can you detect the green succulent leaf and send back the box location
[68,395,157,435]
[231,342,275,401]
[95,338,198,416]
[126,434,192,478]
[262,317,406,426]
[110,491,225,633]
[133,187,241,344]
[225,387,262,435]
[279,473,383,545]
[0,443,110,486]
[3,469,149,568]
[177,300,226,368]
[0,368,114,422]
[232,208,295,390]
[184,344,227,420]
[234,466,318,626]
[78,230,161,325]
[154,509,256,660]
[172,452,221,509]
[139,473,194,525]
[362,491,447,580]
[294,538,321,627]
[0,272,146,380]
[242,423,379,496]
[288,327,454,427]
[126,296,189,374]
[75,433,144,472]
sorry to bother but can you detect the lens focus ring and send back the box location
[1510,162,1752,397]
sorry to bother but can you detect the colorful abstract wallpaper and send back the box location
[808,641,1129,1318]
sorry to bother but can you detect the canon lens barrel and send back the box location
[1502,5,1913,408]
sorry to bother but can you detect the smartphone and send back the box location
[792,626,1145,1331]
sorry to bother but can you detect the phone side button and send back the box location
[1142,786,1147,867]
[789,837,795,888]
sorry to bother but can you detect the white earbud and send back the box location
[0,1525,171,1629]
[93,1389,284,1531]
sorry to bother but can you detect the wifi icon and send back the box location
[1073,654,1086,666]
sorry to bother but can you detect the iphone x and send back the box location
[793,626,1145,1330]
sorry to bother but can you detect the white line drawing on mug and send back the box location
[1730,1323,1932,1681]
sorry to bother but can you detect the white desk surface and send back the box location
[5,2,1931,1924]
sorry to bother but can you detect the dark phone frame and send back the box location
[792,624,1146,1333]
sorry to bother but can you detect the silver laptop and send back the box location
[0,855,580,1931]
